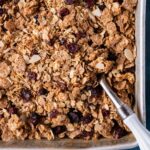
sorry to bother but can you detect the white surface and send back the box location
[124,114,150,150]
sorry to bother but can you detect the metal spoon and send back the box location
[100,76,150,150]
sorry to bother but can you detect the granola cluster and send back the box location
[0,0,137,141]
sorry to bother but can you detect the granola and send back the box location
[0,0,137,141]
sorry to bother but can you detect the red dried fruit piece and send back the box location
[67,43,79,54]
[113,126,127,139]
[67,109,82,123]
[56,81,68,91]
[0,8,4,16]
[8,106,18,114]
[52,125,66,135]
[79,130,94,138]
[0,113,4,118]
[65,0,75,5]
[85,0,95,8]
[82,114,93,124]
[20,88,33,102]
[50,109,59,118]
[102,109,110,117]
[86,85,102,97]
[29,112,41,125]
[76,31,86,39]
[59,8,70,19]
[39,88,49,95]
[28,71,37,80]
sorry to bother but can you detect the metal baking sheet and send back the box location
[0,0,146,149]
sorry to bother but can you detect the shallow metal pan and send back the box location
[0,0,146,149]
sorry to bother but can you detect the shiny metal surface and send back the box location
[0,0,146,149]
[100,77,134,120]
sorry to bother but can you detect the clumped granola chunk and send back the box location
[0,0,137,141]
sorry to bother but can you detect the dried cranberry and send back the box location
[85,0,95,8]
[0,0,4,6]
[52,125,66,135]
[123,66,135,73]
[28,71,37,80]
[0,113,4,118]
[29,112,40,125]
[20,88,32,102]
[50,109,59,118]
[79,130,94,138]
[102,109,110,117]
[98,2,106,11]
[107,51,117,61]
[0,8,3,16]
[86,85,102,97]
[8,106,18,114]
[82,114,93,124]
[59,8,70,19]
[67,109,82,123]
[113,126,127,139]
[76,31,86,39]
[56,81,68,91]
[39,88,49,95]
[65,0,75,5]
[67,43,79,54]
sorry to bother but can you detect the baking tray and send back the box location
[0,0,146,149]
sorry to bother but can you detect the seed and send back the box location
[39,88,49,95]
[59,8,70,19]
[20,88,32,102]
[67,43,79,54]
[52,125,66,135]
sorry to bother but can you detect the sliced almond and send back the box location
[29,55,41,64]
[92,7,102,17]
[124,49,134,62]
